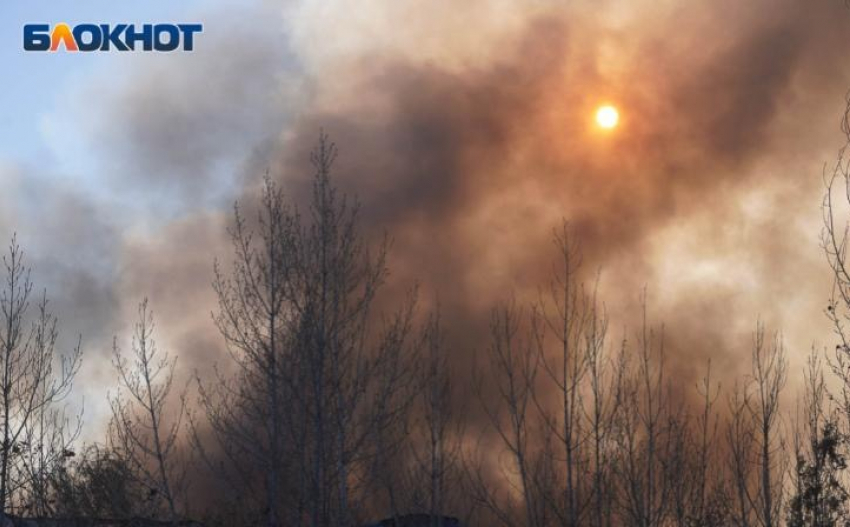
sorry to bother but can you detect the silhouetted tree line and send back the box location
[4,132,850,527]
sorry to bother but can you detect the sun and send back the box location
[595,105,619,129]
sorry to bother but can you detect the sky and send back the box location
[1,0,850,437]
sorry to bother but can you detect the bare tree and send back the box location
[197,134,415,527]
[110,298,187,523]
[474,303,540,527]
[822,98,850,362]
[195,170,294,527]
[692,362,722,526]
[787,350,849,527]
[287,134,417,527]
[822,103,850,475]
[727,379,756,527]
[19,346,82,517]
[667,361,721,527]
[725,323,788,527]
[365,297,420,524]
[585,325,622,527]
[748,323,787,527]
[408,309,465,527]
[0,236,81,517]
[613,295,680,527]
[530,223,592,527]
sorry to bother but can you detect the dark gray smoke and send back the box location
[3,0,849,437]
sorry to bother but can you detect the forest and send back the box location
[1,126,850,527]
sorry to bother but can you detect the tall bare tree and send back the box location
[365,296,419,524]
[473,303,540,527]
[0,237,81,517]
[728,379,756,527]
[408,309,464,527]
[613,295,680,527]
[196,170,294,527]
[110,298,187,523]
[668,361,722,527]
[585,321,622,527]
[477,304,540,527]
[289,134,418,527]
[19,342,82,517]
[822,104,850,469]
[748,323,787,527]
[530,223,592,527]
[197,134,416,527]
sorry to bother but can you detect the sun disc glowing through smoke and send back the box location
[595,105,619,129]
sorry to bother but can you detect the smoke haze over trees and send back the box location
[5,0,850,525]
[0,127,850,525]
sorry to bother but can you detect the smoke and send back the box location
[255,0,850,386]
[3,0,850,462]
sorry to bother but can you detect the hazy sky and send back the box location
[2,0,850,435]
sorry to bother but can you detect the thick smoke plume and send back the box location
[257,0,850,387]
[2,0,850,462]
